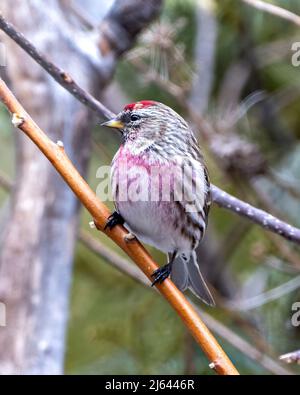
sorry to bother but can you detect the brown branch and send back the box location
[0,78,239,375]
[0,172,294,374]
[0,2,163,374]
[0,15,299,247]
[79,229,294,375]
[4,171,298,273]
[199,308,293,375]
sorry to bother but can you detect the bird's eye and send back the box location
[130,114,140,122]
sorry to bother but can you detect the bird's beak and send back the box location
[101,118,124,130]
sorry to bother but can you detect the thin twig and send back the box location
[211,185,300,245]
[0,78,239,375]
[264,256,299,275]
[265,232,300,270]
[79,230,150,286]
[0,15,299,248]
[242,0,300,27]
[79,229,294,375]
[0,14,114,120]
[126,37,300,245]
[279,350,300,365]
[227,274,300,311]
[0,171,294,375]
[199,308,293,375]
[251,180,294,226]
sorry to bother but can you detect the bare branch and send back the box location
[79,230,150,286]
[0,14,114,120]
[199,307,294,375]
[280,350,300,365]
[0,78,239,375]
[265,232,300,270]
[79,230,294,375]
[211,185,300,245]
[0,13,300,247]
[227,274,300,311]
[242,0,300,27]
[0,1,162,374]
[0,169,295,374]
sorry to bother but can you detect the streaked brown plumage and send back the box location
[102,100,214,306]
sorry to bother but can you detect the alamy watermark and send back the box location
[291,302,300,327]
[291,42,300,67]
[95,161,206,213]
[0,302,6,327]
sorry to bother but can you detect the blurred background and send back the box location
[0,0,300,375]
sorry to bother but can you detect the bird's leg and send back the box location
[104,211,124,230]
[151,251,177,286]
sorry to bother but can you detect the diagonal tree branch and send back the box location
[241,0,300,27]
[227,274,300,311]
[79,230,294,375]
[0,175,294,376]
[0,78,239,375]
[79,229,150,286]
[211,185,300,244]
[0,0,163,374]
[280,349,300,365]
[0,14,299,246]
[0,14,114,120]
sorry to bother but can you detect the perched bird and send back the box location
[102,100,214,306]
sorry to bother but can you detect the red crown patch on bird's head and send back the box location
[123,100,156,112]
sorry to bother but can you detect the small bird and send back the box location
[102,100,214,306]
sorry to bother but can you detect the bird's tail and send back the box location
[170,251,215,306]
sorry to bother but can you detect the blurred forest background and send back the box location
[0,0,300,375]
